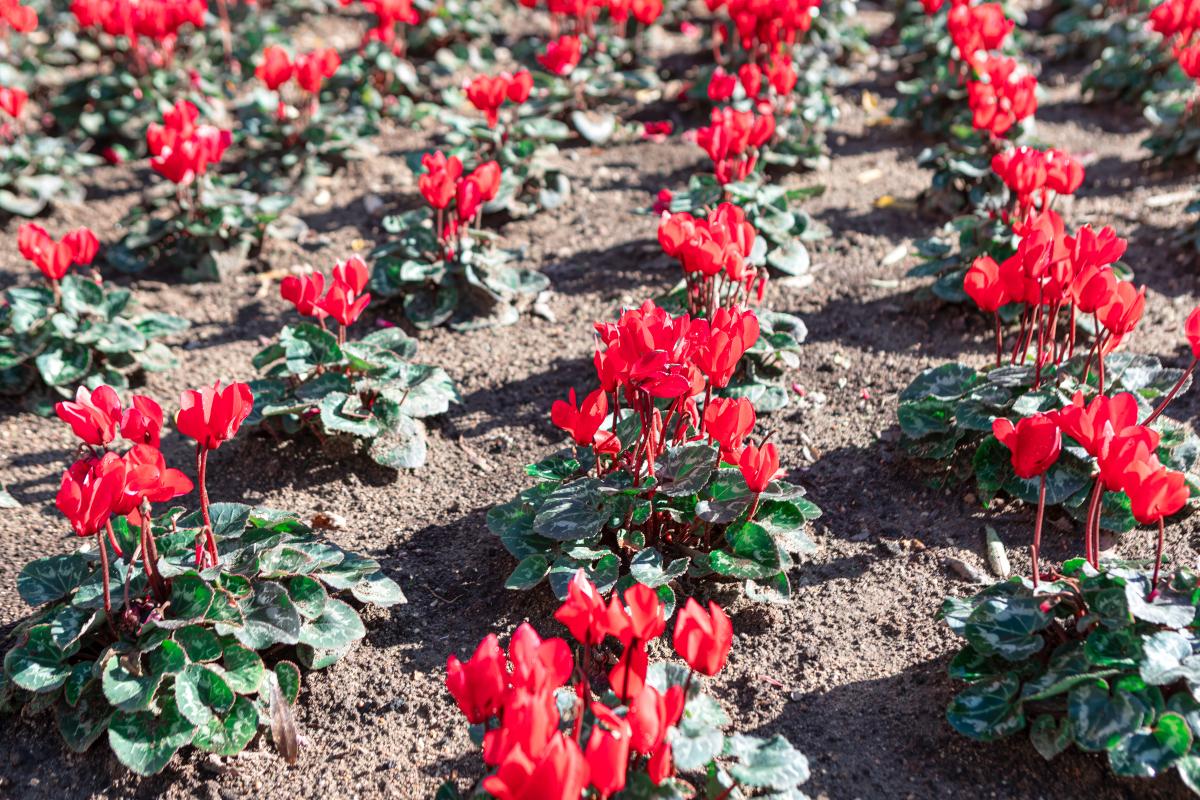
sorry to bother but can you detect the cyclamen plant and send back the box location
[666,112,830,286]
[488,298,821,608]
[370,152,550,330]
[248,255,460,468]
[942,398,1200,787]
[51,0,227,157]
[910,142,1091,307]
[896,213,1200,545]
[0,14,103,216]
[440,68,583,217]
[439,571,813,800]
[2,383,406,775]
[237,45,379,192]
[1,225,190,400]
[1132,0,1200,164]
[108,100,293,280]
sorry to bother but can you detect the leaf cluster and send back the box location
[250,324,459,468]
[0,136,103,217]
[233,88,381,194]
[0,275,189,400]
[943,561,1200,789]
[370,207,550,330]
[2,504,406,775]
[107,177,294,282]
[489,439,822,609]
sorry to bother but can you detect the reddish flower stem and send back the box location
[1031,473,1046,589]
[1153,518,1165,587]
[1085,477,1105,569]
[97,529,114,631]
[105,519,124,559]
[1068,304,1076,359]
[196,444,212,532]
[1144,355,1198,426]
[1011,306,1029,365]
[993,312,1002,368]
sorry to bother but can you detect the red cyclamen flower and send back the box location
[176,381,254,450]
[992,414,1061,480]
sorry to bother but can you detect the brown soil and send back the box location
[4,13,1200,800]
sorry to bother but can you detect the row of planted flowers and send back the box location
[887,0,1200,784]
[5,181,822,784]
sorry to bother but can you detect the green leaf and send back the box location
[1086,626,1143,668]
[1069,679,1147,752]
[298,598,366,650]
[234,582,301,650]
[60,274,106,318]
[359,327,419,358]
[50,605,102,650]
[132,312,190,339]
[1021,640,1120,701]
[404,280,458,330]
[368,413,426,468]
[1140,630,1200,685]
[386,363,459,417]
[684,693,731,727]
[319,391,381,437]
[281,323,344,374]
[654,443,717,498]
[630,548,689,589]
[180,503,251,540]
[745,572,791,604]
[221,644,265,695]
[296,642,354,670]
[533,478,607,541]
[107,695,196,776]
[670,717,724,770]
[1109,712,1192,777]
[766,240,810,276]
[351,571,408,607]
[946,672,1025,742]
[63,662,93,707]
[192,695,258,755]
[549,555,619,599]
[35,338,92,386]
[1029,714,1072,761]
[506,554,550,590]
[724,734,811,790]
[756,501,819,553]
[56,679,115,753]
[897,399,954,438]
[295,371,353,403]
[5,625,80,691]
[288,574,328,619]
[175,664,236,726]
[174,625,222,663]
[526,454,581,481]
[257,546,315,578]
[164,573,215,624]
[1123,574,1197,628]
[899,363,979,402]
[274,661,301,706]
[316,552,380,590]
[18,553,90,606]
[963,596,1053,661]
[710,522,783,579]
[949,645,1001,682]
